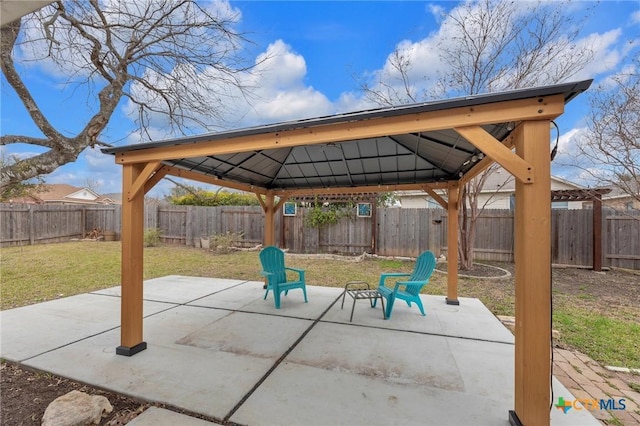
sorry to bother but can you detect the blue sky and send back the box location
[1,0,639,197]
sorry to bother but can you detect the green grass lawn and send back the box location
[1,241,638,369]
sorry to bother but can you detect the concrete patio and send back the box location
[0,276,599,425]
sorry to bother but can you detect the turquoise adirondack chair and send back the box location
[259,246,308,309]
[373,251,436,319]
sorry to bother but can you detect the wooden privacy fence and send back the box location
[1,203,639,269]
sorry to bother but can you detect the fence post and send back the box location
[82,206,87,238]
[28,205,34,245]
[593,195,603,271]
[186,206,193,246]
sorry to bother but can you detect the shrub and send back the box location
[144,228,163,247]
[169,190,260,206]
[209,231,244,253]
[305,204,353,228]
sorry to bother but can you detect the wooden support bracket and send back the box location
[422,185,448,209]
[256,193,267,211]
[455,126,534,184]
[128,161,161,201]
[144,165,170,195]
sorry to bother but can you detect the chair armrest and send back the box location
[393,280,427,292]
[379,273,411,287]
[285,267,305,280]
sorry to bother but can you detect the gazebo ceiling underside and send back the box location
[104,80,592,193]
[166,127,499,190]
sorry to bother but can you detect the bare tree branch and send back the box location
[358,0,594,269]
[575,60,640,206]
[1,0,256,198]
[1,20,65,145]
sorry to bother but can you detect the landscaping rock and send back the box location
[42,390,113,426]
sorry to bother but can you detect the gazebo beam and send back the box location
[275,182,448,197]
[115,95,565,165]
[510,120,552,426]
[164,166,268,195]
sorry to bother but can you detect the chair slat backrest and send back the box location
[406,251,437,295]
[260,246,287,285]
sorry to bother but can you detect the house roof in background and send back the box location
[36,184,98,202]
[600,181,640,200]
[11,184,116,204]
[395,171,583,198]
[479,169,583,193]
[103,80,593,193]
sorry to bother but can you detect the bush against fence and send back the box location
[1,203,638,269]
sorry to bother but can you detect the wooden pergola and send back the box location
[104,80,593,426]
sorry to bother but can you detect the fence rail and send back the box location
[1,203,638,269]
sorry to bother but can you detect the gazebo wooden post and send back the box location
[593,194,603,271]
[264,192,276,246]
[446,181,460,305]
[117,163,147,356]
[510,120,552,426]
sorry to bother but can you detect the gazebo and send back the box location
[103,79,593,426]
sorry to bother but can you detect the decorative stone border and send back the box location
[433,262,512,279]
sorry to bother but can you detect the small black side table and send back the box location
[340,281,386,322]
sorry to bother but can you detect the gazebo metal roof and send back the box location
[103,80,592,192]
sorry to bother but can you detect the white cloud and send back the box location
[632,9,640,25]
[244,40,333,122]
[570,29,625,81]
[122,39,334,136]
[253,40,308,91]
[203,0,243,22]
[0,145,47,160]
[85,146,116,169]
[551,126,621,188]
[44,146,122,194]
[427,4,445,22]
[557,127,588,156]
[357,3,633,104]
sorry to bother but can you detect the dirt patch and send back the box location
[0,361,149,425]
[552,267,640,307]
[0,361,224,425]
